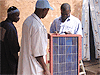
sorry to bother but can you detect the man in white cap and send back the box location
[17,0,53,75]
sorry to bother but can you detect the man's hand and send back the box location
[36,56,50,75]
[48,33,50,39]
[44,69,51,75]
[64,31,72,34]
[54,31,60,35]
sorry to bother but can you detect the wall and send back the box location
[0,0,83,45]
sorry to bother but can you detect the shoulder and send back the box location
[70,15,81,22]
[23,14,42,32]
[23,15,36,29]
[52,17,60,23]
[1,20,14,31]
[24,14,40,26]
[24,15,33,24]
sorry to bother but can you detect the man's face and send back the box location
[41,8,49,18]
[61,8,70,22]
[11,12,20,22]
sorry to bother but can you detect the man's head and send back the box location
[60,3,71,22]
[7,6,20,23]
[35,0,53,19]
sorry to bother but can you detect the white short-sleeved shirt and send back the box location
[17,13,47,75]
[50,15,82,36]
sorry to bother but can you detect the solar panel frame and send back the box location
[49,34,82,75]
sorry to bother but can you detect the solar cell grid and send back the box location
[52,37,78,75]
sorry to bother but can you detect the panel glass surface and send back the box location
[53,37,78,75]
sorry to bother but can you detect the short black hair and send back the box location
[61,3,71,10]
[7,6,17,13]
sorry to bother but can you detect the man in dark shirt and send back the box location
[0,6,20,74]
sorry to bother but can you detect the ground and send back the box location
[83,59,100,75]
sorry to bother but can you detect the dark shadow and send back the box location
[89,3,95,61]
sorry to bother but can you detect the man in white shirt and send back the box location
[17,0,53,75]
[50,3,82,36]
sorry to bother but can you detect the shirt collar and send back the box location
[31,13,44,26]
[59,14,71,22]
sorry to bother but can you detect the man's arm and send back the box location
[13,53,18,60]
[36,56,50,75]
[7,28,20,60]
[76,22,83,37]
[50,20,56,33]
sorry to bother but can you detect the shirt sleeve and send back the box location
[50,20,56,33]
[31,26,47,57]
[7,28,20,54]
[75,21,83,37]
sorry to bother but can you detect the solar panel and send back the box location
[49,34,82,75]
